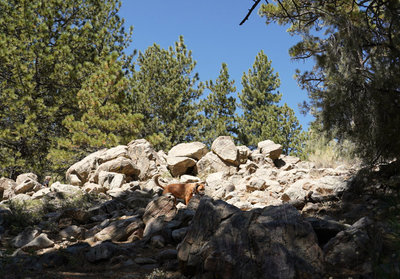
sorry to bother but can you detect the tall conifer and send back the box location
[238,51,305,155]
[0,0,131,178]
[130,36,203,150]
[199,63,237,146]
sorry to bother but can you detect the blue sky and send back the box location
[118,0,314,129]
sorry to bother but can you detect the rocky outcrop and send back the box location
[66,149,107,186]
[178,197,324,279]
[1,137,389,279]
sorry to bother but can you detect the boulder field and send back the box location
[0,136,398,278]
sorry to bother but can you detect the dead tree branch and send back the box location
[239,0,263,25]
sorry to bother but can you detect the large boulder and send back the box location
[94,216,144,242]
[16,173,38,185]
[167,156,196,177]
[21,233,54,251]
[14,179,42,195]
[92,157,140,183]
[178,198,324,279]
[50,182,82,196]
[211,136,239,166]
[323,217,374,277]
[168,142,208,160]
[66,149,107,186]
[258,140,283,160]
[97,145,129,164]
[0,177,16,200]
[142,195,177,238]
[98,171,125,190]
[196,152,236,178]
[282,179,315,202]
[128,139,161,181]
[12,228,40,248]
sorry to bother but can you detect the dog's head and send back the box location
[194,183,206,195]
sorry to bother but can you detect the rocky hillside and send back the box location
[0,136,399,278]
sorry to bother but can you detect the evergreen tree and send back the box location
[259,0,400,163]
[48,53,143,174]
[238,51,305,154]
[276,103,307,157]
[199,63,237,147]
[130,36,203,150]
[238,50,281,147]
[0,0,131,178]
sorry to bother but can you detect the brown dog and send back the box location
[153,174,205,204]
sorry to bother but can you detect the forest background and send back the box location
[0,0,398,181]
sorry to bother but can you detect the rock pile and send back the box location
[0,136,391,278]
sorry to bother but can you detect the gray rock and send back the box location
[172,227,188,243]
[178,197,324,279]
[50,182,82,195]
[93,157,140,182]
[15,179,42,194]
[98,145,129,164]
[66,149,107,186]
[157,249,178,262]
[16,173,38,185]
[168,142,208,160]
[237,145,251,164]
[85,241,118,263]
[59,225,82,239]
[134,257,157,265]
[128,139,161,181]
[166,156,197,177]
[211,136,239,166]
[94,216,144,242]
[323,217,374,277]
[21,233,54,251]
[10,193,31,202]
[0,177,16,200]
[31,188,51,199]
[258,140,283,160]
[197,152,236,177]
[150,235,165,248]
[12,228,40,248]
[98,171,125,189]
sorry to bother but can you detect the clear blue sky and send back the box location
[118,0,314,129]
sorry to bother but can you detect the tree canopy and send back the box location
[237,50,305,155]
[198,63,237,147]
[129,36,204,151]
[259,0,400,163]
[0,0,131,178]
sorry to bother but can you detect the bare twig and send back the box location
[239,0,263,25]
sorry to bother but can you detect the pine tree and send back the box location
[48,53,143,174]
[0,0,131,178]
[238,50,281,147]
[130,36,204,150]
[275,103,307,157]
[238,51,305,154]
[260,0,400,163]
[199,63,237,146]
